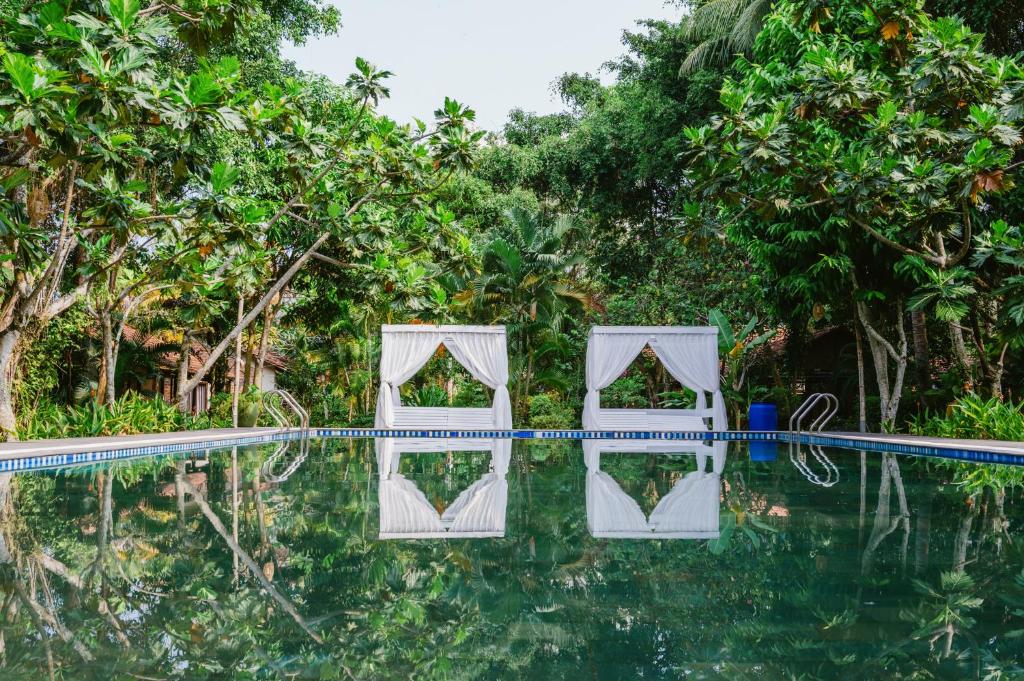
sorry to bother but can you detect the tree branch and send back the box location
[851,216,944,265]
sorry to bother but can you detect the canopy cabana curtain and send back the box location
[583,326,726,431]
[375,437,512,538]
[583,439,725,538]
[374,325,512,429]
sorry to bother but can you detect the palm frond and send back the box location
[679,37,734,75]
[730,0,772,54]
[680,0,770,75]
[684,0,752,41]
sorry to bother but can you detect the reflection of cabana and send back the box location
[375,325,512,430]
[583,326,726,431]
[375,437,512,539]
[584,440,725,539]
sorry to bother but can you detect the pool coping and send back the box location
[0,427,1021,473]
[0,427,295,471]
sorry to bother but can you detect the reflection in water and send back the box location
[584,440,725,539]
[789,442,840,487]
[375,438,511,539]
[0,439,1022,679]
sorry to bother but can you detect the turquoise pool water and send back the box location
[1,437,1022,679]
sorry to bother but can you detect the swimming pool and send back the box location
[1,436,1022,679]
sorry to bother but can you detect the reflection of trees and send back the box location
[0,442,1022,678]
[862,453,911,574]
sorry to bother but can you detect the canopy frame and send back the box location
[583,325,726,431]
[375,324,513,430]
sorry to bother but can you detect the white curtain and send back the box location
[650,334,727,431]
[375,329,444,427]
[583,333,651,429]
[374,327,512,428]
[445,332,512,429]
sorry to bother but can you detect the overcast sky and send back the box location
[282,1,681,131]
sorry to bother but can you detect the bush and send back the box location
[908,394,1024,441]
[528,392,576,429]
[18,393,199,440]
[601,373,648,408]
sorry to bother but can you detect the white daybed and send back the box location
[583,326,726,431]
[374,325,512,430]
[584,439,725,539]
[375,437,511,539]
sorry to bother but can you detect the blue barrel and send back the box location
[748,402,778,431]
[748,402,778,461]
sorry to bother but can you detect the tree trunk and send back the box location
[910,309,929,400]
[253,302,275,392]
[232,296,244,428]
[244,326,256,389]
[990,343,1008,400]
[99,310,116,406]
[856,295,908,432]
[853,308,867,433]
[949,322,973,389]
[0,330,23,441]
[176,330,192,413]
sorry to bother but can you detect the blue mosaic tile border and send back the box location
[0,431,301,474]
[777,432,1024,467]
[312,428,778,441]
[2,428,1021,473]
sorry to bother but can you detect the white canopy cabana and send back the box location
[375,325,512,430]
[583,326,726,431]
[375,437,511,539]
[584,440,725,539]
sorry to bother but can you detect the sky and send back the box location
[282,0,682,132]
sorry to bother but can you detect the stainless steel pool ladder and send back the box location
[788,392,840,487]
[264,389,309,431]
[789,392,838,434]
[260,389,310,483]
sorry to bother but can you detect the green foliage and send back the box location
[14,306,90,409]
[909,393,1024,441]
[527,392,576,429]
[17,393,199,439]
[685,0,1024,421]
[601,372,649,409]
[709,307,775,426]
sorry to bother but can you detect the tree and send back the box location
[456,209,592,416]
[0,0,251,438]
[169,69,481,412]
[684,0,1024,427]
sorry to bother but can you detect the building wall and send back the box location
[260,366,277,391]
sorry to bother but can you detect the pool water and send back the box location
[2,437,1023,679]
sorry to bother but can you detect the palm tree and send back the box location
[458,209,593,416]
[679,0,773,75]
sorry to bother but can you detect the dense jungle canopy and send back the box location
[2,0,1024,439]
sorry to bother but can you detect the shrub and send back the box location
[528,392,576,429]
[908,394,1024,441]
[18,393,198,440]
[601,373,648,408]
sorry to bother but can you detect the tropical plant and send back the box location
[708,308,775,428]
[684,0,1024,427]
[458,209,592,416]
[909,393,1024,441]
[680,0,773,74]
